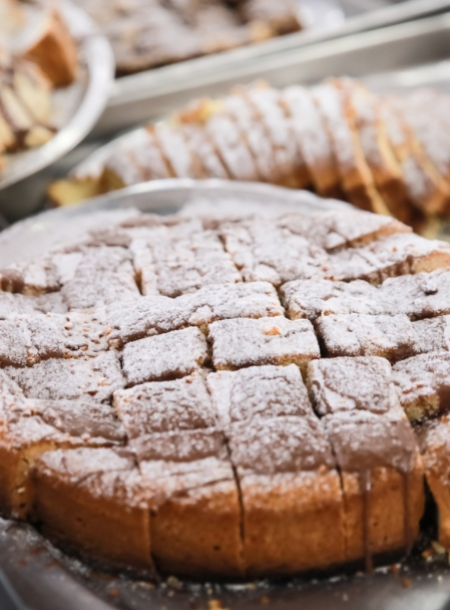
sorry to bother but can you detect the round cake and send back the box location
[1,202,450,579]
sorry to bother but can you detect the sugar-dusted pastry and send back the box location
[0,204,448,578]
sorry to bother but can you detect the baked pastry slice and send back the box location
[114,374,243,577]
[329,232,450,283]
[281,85,341,197]
[341,79,411,223]
[121,326,208,386]
[209,316,320,373]
[416,418,450,551]
[281,268,450,322]
[0,364,125,519]
[219,216,329,285]
[222,92,281,184]
[128,218,241,297]
[243,85,310,188]
[316,313,417,362]
[308,357,424,566]
[313,82,389,215]
[228,415,347,576]
[32,447,152,571]
[380,97,450,216]
[208,364,346,575]
[106,280,282,347]
[393,352,450,422]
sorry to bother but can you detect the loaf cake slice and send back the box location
[313,82,389,215]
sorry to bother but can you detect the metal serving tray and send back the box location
[0,1,115,221]
[98,0,450,135]
[0,180,448,610]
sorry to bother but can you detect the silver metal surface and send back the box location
[0,182,448,610]
[97,0,450,135]
[0,1,115,221]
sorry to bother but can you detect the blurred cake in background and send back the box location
[71,0,303,75]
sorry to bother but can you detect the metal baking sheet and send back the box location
[97,0,450,135]
[0,180,449,610]
[0,0,115,221]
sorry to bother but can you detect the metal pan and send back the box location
[0,180,449,610]
[98,0,450,136]
[0,1,115,221]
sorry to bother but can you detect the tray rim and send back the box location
[0,0,115,191]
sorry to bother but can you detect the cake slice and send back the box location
[412,315,450,355]
[114,373,217,438]
[56,246,140,310]
[180,123,229,179]
[106,281,282,347]
[280,278,385,321]
[220,217,329,285]
[203,102,260,181]
[227,415,347,575]
[316,313,416,361]
[209,316,320,373]
[207,364,312,427]
[308,358,424,565]
[129,219,241,297]
[401,97,450,193]
[140,448,244,578]
[380,97,450,215]
[416,418,450,551]
[102,128,172,192]
[32,447,152,571]
[0,255,60,295]
[329,232,450,284]
[222,93,278,183]
[342,79,410,222]
[244,86,310,188]
[151,122,201,179]
[393,352,450,422]
[282,85,341,196]
[101,148,147,193]
[122,327,208,387]
[277,208,409,252]
[307,357,401,417]
[313,82,389,215]
[0,367,125,519]
[0,309,110,366]
[6,351,125,403]
[281,269,450,322]
[12,58,52,124]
